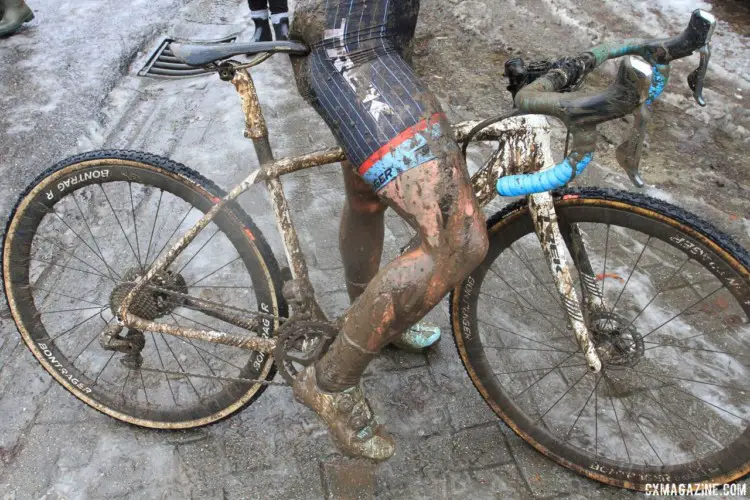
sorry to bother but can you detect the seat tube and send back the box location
[231,68,326,321]
[528,192,602,373]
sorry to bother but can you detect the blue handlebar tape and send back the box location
[647,64,669,106]
[496,153,594,197]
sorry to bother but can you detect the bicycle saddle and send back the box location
[170,40,310,67]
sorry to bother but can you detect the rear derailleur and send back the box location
[99,324,145,369]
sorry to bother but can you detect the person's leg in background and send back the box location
[269,0,289,41]
[247,0,288,42]
[247,0,272,42]
[0,0,34,37]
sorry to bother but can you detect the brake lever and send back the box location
[615,59,658,188]
[686,10,716,107]
[688,43,711,106]
[616,102,650,187]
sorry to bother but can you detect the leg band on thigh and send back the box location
[358,113,446,192]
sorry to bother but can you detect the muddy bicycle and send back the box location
[3,9,749,491]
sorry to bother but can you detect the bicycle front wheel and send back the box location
[451,188,750,490]
[3,150,287,429]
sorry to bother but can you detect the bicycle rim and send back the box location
[3,151,285,428]
[451,188,750,489]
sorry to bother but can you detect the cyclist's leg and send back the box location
[289,0,488,460]
[317,146,489,389]
[339,163,387,302]
[339,163,445,351]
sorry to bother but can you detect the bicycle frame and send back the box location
[116,65,604,371]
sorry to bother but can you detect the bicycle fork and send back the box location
[528,192,602,372]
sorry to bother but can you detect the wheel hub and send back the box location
[589,312,645,367]
[109,269,188,320]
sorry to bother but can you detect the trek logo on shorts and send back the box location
[358,113,445,192]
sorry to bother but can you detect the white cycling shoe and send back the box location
[391,321,441,352]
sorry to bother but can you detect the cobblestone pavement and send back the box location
[1,0,749,499]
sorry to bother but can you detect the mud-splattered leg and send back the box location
[316,148,489,391]
[339,161,388,303]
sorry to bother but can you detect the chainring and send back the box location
[274,319,338,385]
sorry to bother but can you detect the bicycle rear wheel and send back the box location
[451,188,750,490]
[3,150,287,429]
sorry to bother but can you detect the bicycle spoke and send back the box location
[170,312,247,371]
[160,333,203,401]
[594,371,599,455]
[27,285,106,308]
[643,341,750,362]
[600,224,610,305]
[628,368,749,394]
[32,236,117,284]
[143,190,164,267]
[140,369,150,406]
[632,370,720,458]
[30,257,112,281]
[478,318,575,354]
[170,314,225,382]
[509,244,563,307]
[639,286,725,342]
[128,183,144,270]
[71,192,120,282]
[188,256,242,287]
[534,368,589,425]
[51,308,106,341]
[493,363,588,375]
[513,351,579,399]
[479,290,565,321]
[635,370,743,444]
[93,351,116,385]
[606,372,664,465]
[623,257,691,330]
[484,345,577,353]
[175,228,219,276]
[605,236,651,330]
[121,368,132,396]
[40,306,107,315]
[149,206,194,267]
[564,373,601,441]
[188,285,256,290]
[486,266,568,338]
[95,185,140,268]
[71,317,113,363]
[150,332,178,407]
[52,209,122,281]
[602,374,632,463]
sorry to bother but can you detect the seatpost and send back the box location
[230,67,327,322]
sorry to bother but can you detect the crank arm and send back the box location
[528,192,602,372]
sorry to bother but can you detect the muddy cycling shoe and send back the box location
[0,0,34,38]
[391,321,442,352]
[292,365,395,462]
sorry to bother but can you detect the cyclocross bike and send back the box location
[3,9,748,491]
